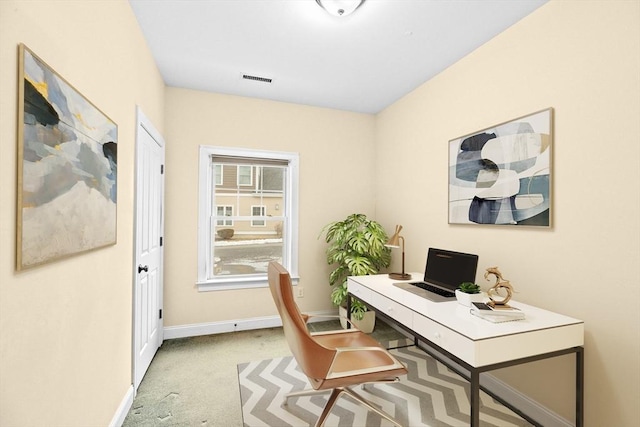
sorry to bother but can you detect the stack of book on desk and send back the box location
[470,303,526,323]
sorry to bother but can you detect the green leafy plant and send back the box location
[458,282,481,294]
[321,213,391,320]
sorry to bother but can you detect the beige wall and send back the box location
[163,88,376,326]
[0,0,164,425]
[375,1,640,425]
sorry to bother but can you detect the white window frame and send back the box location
[255,165,284,194]
[197,146,299,291]
[251,205,266,227]
[237,165,253,186]
[215,164,223,185]
[216,205,233,226]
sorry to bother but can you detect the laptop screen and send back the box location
[423,248,479,291]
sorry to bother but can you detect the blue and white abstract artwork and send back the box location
[17,45,117,269]
[448,109,552,227]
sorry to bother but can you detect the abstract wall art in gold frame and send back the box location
[16,44,118,270]
[448,108,553,227]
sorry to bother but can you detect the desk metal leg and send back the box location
[470,369,480,426]
[576,347,584,427]
[350,290,584,427]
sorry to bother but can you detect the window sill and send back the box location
[197,275,299,292]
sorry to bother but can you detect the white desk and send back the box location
[347,273,584,427]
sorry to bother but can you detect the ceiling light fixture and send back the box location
[315,0,365,17]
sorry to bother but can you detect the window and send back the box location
[215,164,223,185]
[198,146,299,290]
[216,205,233,226]
[251,205,266,227]
[237,165,252,186]
[257,166,283,192]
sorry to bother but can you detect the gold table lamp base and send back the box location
[388,272,411,280]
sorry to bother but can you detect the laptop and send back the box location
[394,248,479,302]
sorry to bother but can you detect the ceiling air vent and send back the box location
[242,74,273,84]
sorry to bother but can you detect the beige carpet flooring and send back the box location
[123,320,405,426]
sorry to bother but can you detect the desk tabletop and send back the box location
[348,273,584,342]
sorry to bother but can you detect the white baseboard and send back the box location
[109,385,134,427]
[482,373,573,427]
[163,310,337,340]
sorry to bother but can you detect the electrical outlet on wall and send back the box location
[297,286,304,298]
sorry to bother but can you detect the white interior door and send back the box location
[133,108,165,390]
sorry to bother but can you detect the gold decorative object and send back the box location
[484,267,514,308]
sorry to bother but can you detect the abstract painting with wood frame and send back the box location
[448,108,552,227]
[16,44,117,270]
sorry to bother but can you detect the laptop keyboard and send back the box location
[410,282,455,298]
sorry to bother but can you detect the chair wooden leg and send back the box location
[283,388,329,406]
[312,385,403,427]
[341,387,403,427]
[315,388,343,427]
[287,379,397,405]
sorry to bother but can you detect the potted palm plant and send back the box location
[320,213,391,332]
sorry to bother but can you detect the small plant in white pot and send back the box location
[455,282,485,307]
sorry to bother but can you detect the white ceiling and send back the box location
[129,0,547,114]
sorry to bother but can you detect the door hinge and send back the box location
[160,236,163,246]
[160,164,164,174]
[159,309,163,319]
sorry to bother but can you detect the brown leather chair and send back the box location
[268,261,408,427]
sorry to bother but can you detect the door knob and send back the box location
[138,264,149,273]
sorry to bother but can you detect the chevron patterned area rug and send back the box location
[238,341,533,427]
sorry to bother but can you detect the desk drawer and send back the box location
[413,315,475,365]
[348,279,413,329]
[368,291,413,329]
[347,280,373,303]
